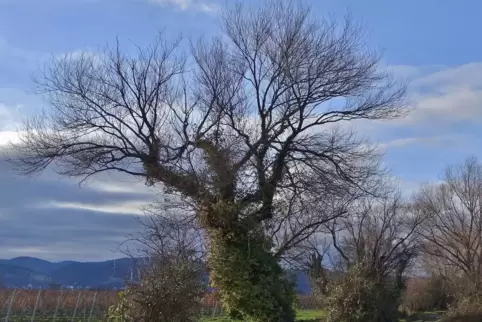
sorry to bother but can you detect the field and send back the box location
[0,289,445,321]
[201,310,326,322]
[0,289,325,321]
[0,289,116,321]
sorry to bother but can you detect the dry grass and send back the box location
[0,289,116,317]
[0,288,320,319]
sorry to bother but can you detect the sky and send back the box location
[0,0,482,262]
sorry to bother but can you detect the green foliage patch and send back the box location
[207,223,296,322]
[201,309,326,322]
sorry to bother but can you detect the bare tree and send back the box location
[322,191,426,322]
[8,1,405,320]
[415,156,482,294]
[328,191,425,283]
[268,175,370,262]
[129,196,206,264]
[302,237,333,300]
[111,198,205,322]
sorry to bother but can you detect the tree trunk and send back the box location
[201,205,296,322]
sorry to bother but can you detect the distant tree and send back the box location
[325,191,427,322]
[307,247,330,300]
[416,157,482,286]
[110,204,204,322]
[328,192,424,282]
[8,1,406,320]
[415,156,482,316]
[129,198,206,265]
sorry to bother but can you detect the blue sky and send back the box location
[0,0,481,261]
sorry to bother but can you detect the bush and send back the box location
[325,264,400,322]
[107,256,203,322]
[439,276,482,320]
[400,275,449,314]
[445,291,482,320]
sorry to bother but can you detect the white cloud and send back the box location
[146,0,218,13]
[390,63,482,127]
[0,130,21,146]
[86,181,153,195]
[0,88,45,147]
[341,62,482,150]
[379,137,426,149]
[414,63,482,91]
[412,89,482,123]
[379,134,470,150]
[39,200,148,216]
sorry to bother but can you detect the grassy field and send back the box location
[202,310,446,322]
[201,310,326,321]
[400,311,444,322]
[3,310,447,321]
[2,311,326,322]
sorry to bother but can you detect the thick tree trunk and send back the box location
[201,205,295,322]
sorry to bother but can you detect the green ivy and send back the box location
[208,225,296,322]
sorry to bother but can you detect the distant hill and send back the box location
[0,256,137,289]
[0,256,313,293]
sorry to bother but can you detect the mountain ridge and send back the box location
[0,256,136,289]
[0,256,312,293]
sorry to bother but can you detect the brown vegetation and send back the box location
[0,289,116,315]
[0,289,320,315]
[401,277,450,314]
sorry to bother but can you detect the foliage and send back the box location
[208,226,296,322]
[325,264,401,322]
[107,257,203,322]
[200,310,326,322]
